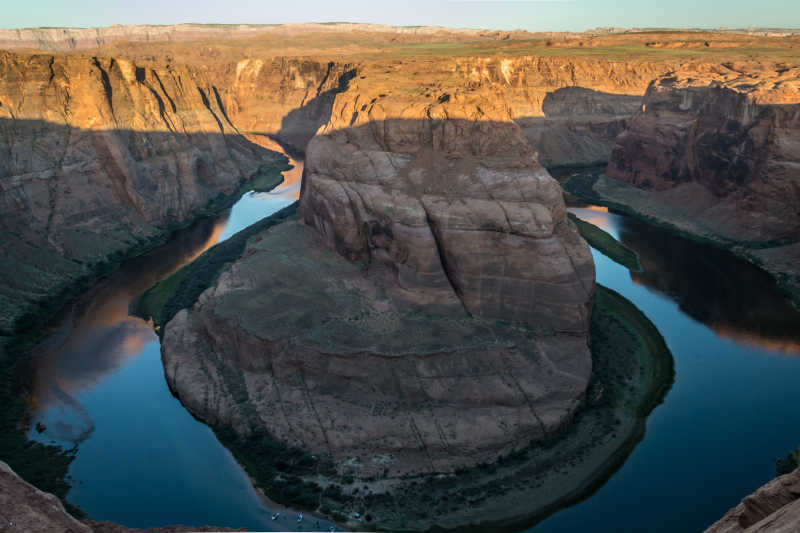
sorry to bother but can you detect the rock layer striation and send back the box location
[161,93,595,479]
[705,468,800,533]
[607,64,800,243]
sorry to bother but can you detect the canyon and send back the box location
[601,64,800,303]
[159,90,597,498]
[0,23,798,533]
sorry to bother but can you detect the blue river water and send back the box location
[27,161,338,531]
[25,185,800,532]
[531,207,800,532]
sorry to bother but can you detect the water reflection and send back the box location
[617,215,800,356]
[25,158,329,531]
[531,207,800,533]
[30,216,229,444]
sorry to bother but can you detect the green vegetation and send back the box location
[378,41,800,60]
[776,445,800,476]
[569,212,641,271]
[214,426,337,510]
[135,202,299,329]
[591,285,674,416]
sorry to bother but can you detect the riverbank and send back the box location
[144,196,673,532]
[567,212,640,271]
[0,154,289,516]
[134,202,298,330]
[564,171,800,308]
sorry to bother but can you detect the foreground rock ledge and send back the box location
[705,468,800,533]
[0,460,241,533]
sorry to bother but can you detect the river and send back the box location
[27,159,336,531]
[25,180,800,531]
[532,206,800,532]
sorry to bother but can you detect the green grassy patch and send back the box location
[569,212,641,271]
[776,445,800,476]
[592,284,674,416]
[135,202,299,330]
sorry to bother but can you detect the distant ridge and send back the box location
[3,22,798,53]
[0,22,534,51]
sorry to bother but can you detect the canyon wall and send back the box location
[0,48,684,340]
[607,65,800,243]
[0,52,355,338]
[333,56,678,167]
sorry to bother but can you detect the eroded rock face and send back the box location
[161,91,594,479]
[705,468,800,533]
[301,90,595,332]
[162,219,593,478]
[607,64,800,243]
[0,51,299,335]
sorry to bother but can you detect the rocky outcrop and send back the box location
[161,91,594,481]
[705,468,800,533]
[517,86,640,167]
[0,51,301,337]
[302,89,595,331]
[607,64,800,243]
[0,460,241,532]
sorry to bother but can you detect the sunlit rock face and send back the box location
[0,51,296,335]
[301,89,595,333]
[607,65,800,243]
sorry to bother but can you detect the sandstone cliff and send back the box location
[705,467,800,533]
[598,63,800,303]
[0,45,686,339]
[607,64,800,243]
[162,96,595,477]
[303,85,595,330]
[0,51,314,337]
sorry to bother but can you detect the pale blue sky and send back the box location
[1,0,798,32]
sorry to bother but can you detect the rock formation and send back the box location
[705,467,800,533]
[302,87,595,330]
[3,25,798,531]
[0,51,302,337]
[607,64,800,243]
[0,45,679,343]
[161,93,595,479]
[0,460,241,532]
[598,63,800,303]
